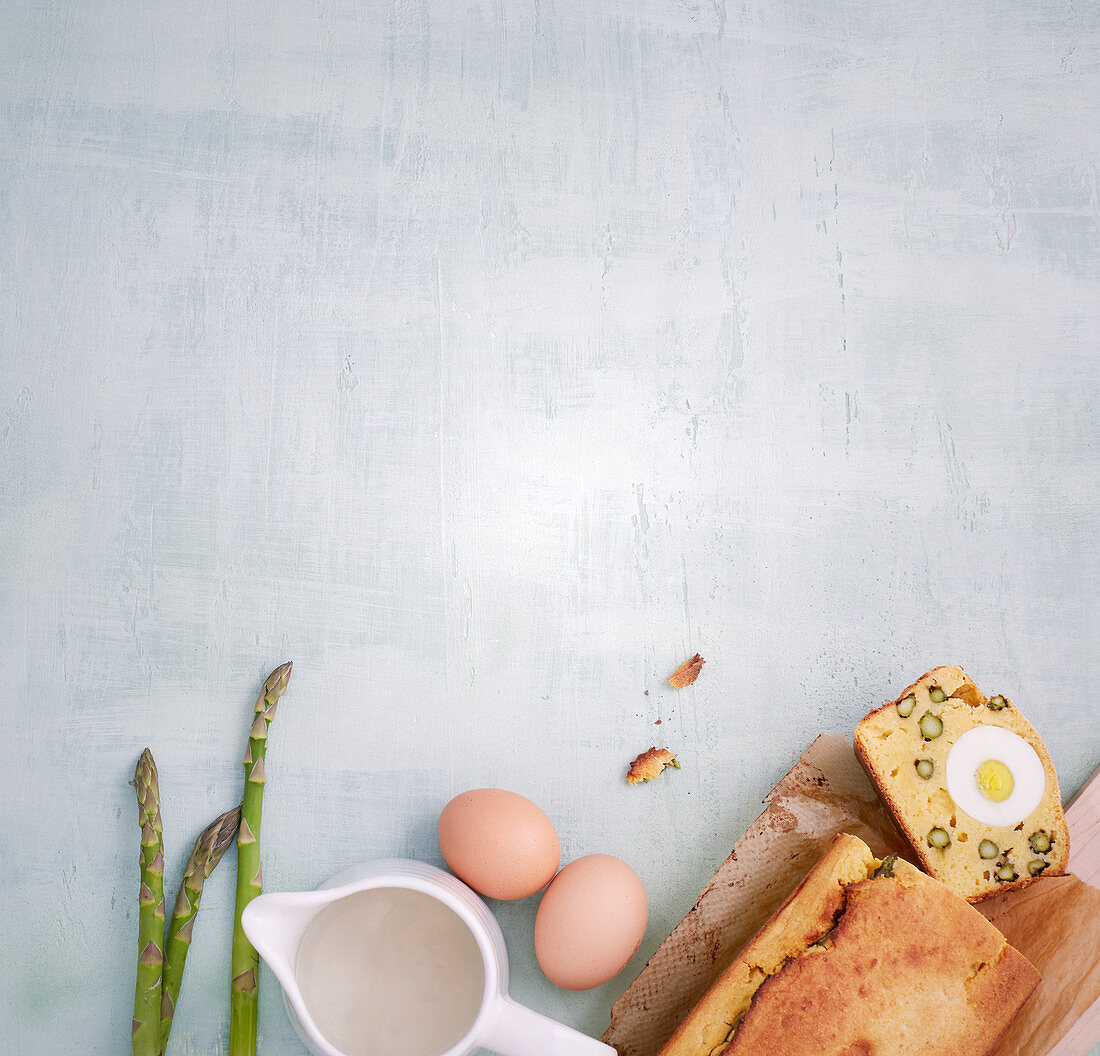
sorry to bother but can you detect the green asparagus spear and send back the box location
[132,749,166,1056]
[160,804,242,1050]
[230,662,293,1056]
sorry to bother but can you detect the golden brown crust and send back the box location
[964,944,1043,1053]
[627,748,680,785]
[722,857,1039,1056]
[656,834,877,1056]
[854,667,1069,903]
[659,834,1040,1056]
[668,654,705,689]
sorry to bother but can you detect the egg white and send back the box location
[945,726,1046,828]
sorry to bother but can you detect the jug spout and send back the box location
[241,891,326,986]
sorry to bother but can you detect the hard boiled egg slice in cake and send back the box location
[945,726,1046,827]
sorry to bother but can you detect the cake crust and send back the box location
[657,833,1040,1056]
[656,833,877,1056]
[722,856,1039,1056]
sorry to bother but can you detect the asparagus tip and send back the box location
[266,660,293,692]
[134,747,158,783]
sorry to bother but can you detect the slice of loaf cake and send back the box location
[855,666,1069,902]
[656,833,1039,1056]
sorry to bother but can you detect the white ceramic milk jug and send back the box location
[242,859,618,1056]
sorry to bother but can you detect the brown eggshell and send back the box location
[437,788,561,900]
[534,853,648,990]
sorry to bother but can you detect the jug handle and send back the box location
[481,995,617,1056]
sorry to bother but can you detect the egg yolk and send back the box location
[976,759,1014,802]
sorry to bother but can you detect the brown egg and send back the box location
[534,854,648,990]
[437,788,560,900]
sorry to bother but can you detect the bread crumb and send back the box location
[668,653,705,688]
[627,747,680,785]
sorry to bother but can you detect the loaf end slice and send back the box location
[721,854,1040,1056]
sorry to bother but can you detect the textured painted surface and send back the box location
[2,1,1099,1053]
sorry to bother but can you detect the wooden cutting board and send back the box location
[1048,765,1100,1056]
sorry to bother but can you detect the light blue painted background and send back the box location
[2,1,1099,1053]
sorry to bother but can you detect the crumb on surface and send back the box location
[668,653,705,688]
[627,747,680,785]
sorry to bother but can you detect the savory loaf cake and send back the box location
[656,833,1039,1056]
[855,666,1069,902]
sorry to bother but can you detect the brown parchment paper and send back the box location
[979,876,1100,1056]
[602,734,1100,1056]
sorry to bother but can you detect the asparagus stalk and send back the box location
[229,661,293,1056]
[160,804,242,1051]
[132,749,166,1056]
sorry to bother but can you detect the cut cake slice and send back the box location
[854,666,1069,902]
